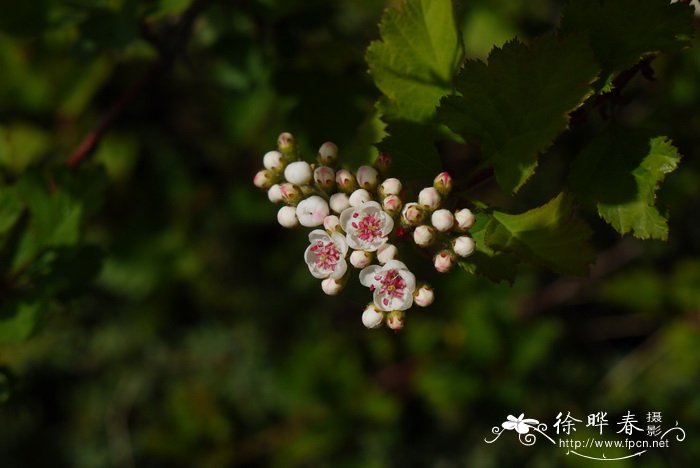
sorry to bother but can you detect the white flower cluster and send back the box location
[254,132,476,330]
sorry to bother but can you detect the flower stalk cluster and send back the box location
[254,132,476,330]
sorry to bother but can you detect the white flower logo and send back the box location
[339,201,394,252]
[359,260,415,311]
[304,230,348,279]
[502,414,540,434]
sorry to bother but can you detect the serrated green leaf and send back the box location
[0,187,23,235]
[0,301,41,344]
[366,0,464,122]
[438,36,599,193]
[485,193,594,276]
[561,0,694,88]
[569,129,680,240]
[458,213,518,285]
[376,120,443,185]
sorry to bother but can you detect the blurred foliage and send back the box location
[0,0,698,467]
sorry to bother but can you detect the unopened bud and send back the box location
[277,132,296,157]
[379,178,402,197]
[413,225,436,247]
[454,208,475,231]
[284,161,312,186]
[349,188,372,207]
[434,250,456,273]
[279,183,302,205]
[253,169,275,189]
[318,142,338,166]
[296,195,329,227]
[377,243,398,264]
[267,184,284,203]
[329,193,350,214]
[362,304,384,329]
[357,165,379,191]
[453,236,475,257]
[433,171,453,196]
[375,152,392,173]
[321,277,344,295]
[336,169,357,193]
[401,202,426,226]
[314,166,335,190]
[386,310,405,330]
[323,215,341,232]
[431,209,454,232]
[277,205,298,228]
[263,150,285,171]
[382,195,402,216]
[350,250,373,269]
[414,284,434,307]
[418,187,441,210]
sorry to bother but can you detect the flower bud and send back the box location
[413,225,436,247]
[357,165,379,191]
[454,208,475,231]
[382,195,402,216]
[267,184,284,203]
[314,166,335,191]
[336,169,357,193]
[277,205,298,228]
[350,250,373,269]
[362,304,384,329]
[401,202,426,226]
[263,150,285,171]
[418,187,441,210]
[433,171,453,196]
[323,214,341,232]
[253,169,275,189]
[379,177,402,197]
[375,152,391,173]
[453,236,475,257]
[318,142,338,166]
[296,195,330,227]
[414,284,434,307]
[321,277,344,295]
[277,132,296,156]
[349,188,372,207]
[329,193,350,214]
[279,183,302,205]
[377,243,398,264]
[386,310,405,330]
[284,161,312,186]
[431,209,454,232]
[434,250,455,273]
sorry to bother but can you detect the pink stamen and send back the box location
[310,240,341,272]
[355,213,383,242]
[376,269,406,300]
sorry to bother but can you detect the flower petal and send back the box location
[515,423,530,434]
[308,229,329,243]
[330,259,347,280]
[359,265,381,287]
[339,207,356,231]
[502,421,517,430]
[331,232,349,255]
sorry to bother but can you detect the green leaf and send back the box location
[376,120,443,185]
[438,36,599,193]
[459,213,518,285]
[0,187,23,235]
[569,129,681,240]
[0,301,41,344]
[561,0,694,88]
[485,193,595,276]
[366,0,464,122]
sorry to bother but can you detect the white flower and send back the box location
[433,171,453,195]
[401,202,425,226]
[379,178,402,197]
[386,310,405,330]
[434,250,455,273]
[340,201,394,251]
[362,304,383,329]
[277,206,298,228]
[304,229,348,280]
[502,414,539,434]
[377,243,398,264]
[431,209,454,232]
[321,278,344,295]
[267,184,284,203]
[296,195,329,227]
[284,161,312,185]
[318,141,338,166]
[453,236,475,257]
[382,195,402,215]
[314,166,335,190]
[359,260,416,311]
[414,284,434,307]
[263,150,285,171]
[357,165,379,190]
[413,225,436,247]
[329,193,350,214]
[455,208,475,230]
[253,170,274,189]
[418,187,441,210]
[323,215,340,232]
[350,250,373,269]
[349,188,372,207]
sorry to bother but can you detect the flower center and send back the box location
[351,212,383,242]
[374,269,406,307]
[310,241,340,271]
